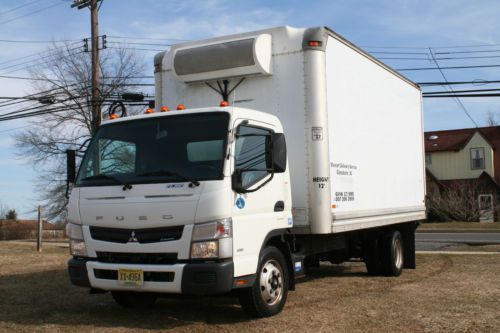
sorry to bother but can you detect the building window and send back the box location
[470,147,485,170]
[425,153,432,165]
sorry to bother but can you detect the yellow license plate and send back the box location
[118,269,144,286]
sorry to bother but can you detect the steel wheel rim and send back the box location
[393,237,403,269]
[259,259,284,306]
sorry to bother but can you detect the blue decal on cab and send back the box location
[236,197,245,209]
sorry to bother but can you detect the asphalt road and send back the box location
[416,232,500,251]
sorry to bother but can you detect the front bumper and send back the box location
[68,258,234,295]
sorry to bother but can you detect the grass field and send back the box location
[1,241,499,332]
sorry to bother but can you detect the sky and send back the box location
[1,0,500,217]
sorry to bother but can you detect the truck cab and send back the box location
[68,107,293,315]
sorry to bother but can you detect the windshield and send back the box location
[75,112,230,187]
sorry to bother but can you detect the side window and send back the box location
[470,147,485,170]
[235,125,271,188]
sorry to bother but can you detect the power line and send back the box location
[107,46,165,52]
[108,35,189,42]
[423,93,500,98]
[418,80,500,86]
[0,0,39,16]
[0,38,81,44]
[428,47,478,127]
[397,64,500,71]
[435,49,500,55]
[0,1,64,26]
[0,46,83,72]
[379,55,500,61]
[107,41,171,47]
[363,43,500,50]
[423,88,500,95]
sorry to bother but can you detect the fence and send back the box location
[0,227,65,241]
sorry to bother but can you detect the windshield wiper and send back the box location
[80,174,132,190]
[136,170,200,187]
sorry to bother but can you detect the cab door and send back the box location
[230,119,291,277]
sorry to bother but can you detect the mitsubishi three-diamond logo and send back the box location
[128,231,139,243]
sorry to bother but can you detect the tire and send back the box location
[111,291,157,308]
[239,246,289,317]
[379,230,404,276]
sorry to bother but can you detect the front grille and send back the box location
[96,252,178,265]
[94,269,174,282]
[89,225,184,244]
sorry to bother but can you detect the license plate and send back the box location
[118,269,144,286]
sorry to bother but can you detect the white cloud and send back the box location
[128,2,290,41]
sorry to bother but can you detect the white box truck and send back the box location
[66,26,426,317]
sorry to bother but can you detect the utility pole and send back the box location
[37,205,43,252]
[72,0,102,133]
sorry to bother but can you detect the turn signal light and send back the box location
[308,41,322,47]
[220,100,229,107]
[177,104,186,110]
[160,106,170,112]
[145,108,154,114]
[110,113,120,119]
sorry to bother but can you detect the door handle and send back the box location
[274,201,284,212]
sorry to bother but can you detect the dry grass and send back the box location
[1,242,500,332]
[419,222,500,231]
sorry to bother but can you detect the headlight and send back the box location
[191,218,232,259]
[69,223,87,257]
[191,241,218,259]
[70,240,88,257]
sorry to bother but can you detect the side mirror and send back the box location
[231,169,244,193]
[66,149,77,183]
[271,133,287,173]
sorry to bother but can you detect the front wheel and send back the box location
[239,246,289,317]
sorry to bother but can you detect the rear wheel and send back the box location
[379,230,404,276]
[239,246,289,317]
[111,291,157,308]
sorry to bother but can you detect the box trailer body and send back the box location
[154,26,426,233]
[67,26,425,317]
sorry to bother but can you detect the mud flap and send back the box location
[402,222,417,269]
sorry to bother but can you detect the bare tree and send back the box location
[427,179,498,222]
[486,111,499,126]
[15,43,146,220]
[0,201,10,220]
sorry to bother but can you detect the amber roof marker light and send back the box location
[177,104,186,110]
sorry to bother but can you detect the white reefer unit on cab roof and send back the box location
[154,26,426,234]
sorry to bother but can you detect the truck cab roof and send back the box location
[101,106,283,132]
